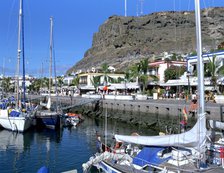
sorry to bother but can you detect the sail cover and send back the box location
[46,97,51,109]
[115,113,207,148]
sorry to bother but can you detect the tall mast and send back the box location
[140,0,144,16]
[21,0,26,106]
[16,0,22,109]
[49,17,53,102]
[194,0,206,159]
[136,0,139,17]
[2,58,5,77]
[125,0,127,17]
[53,44,59,111]
[194,0,204,114]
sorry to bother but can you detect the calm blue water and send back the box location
[0,115,158,173]
[0,108,194,173]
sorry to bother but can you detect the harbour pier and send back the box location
[28,95,224,122]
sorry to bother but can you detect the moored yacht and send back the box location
[0,0,36,133]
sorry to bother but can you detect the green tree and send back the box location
[129,63,141,91]
[164,65,186,82]
[41,77,49,89]
[140,75,148,93]
[71,76,80,88]
[100,63,115,86]
[129,58,158,93]
[205,55,224,93]
[123,70,132,94]
[205,56,224,93]
[206,56,217,85]
[140,58,148,75]
[171,53,177,61]
[91,75,101,92]
[57,76,64,88]
[28,78,42,93]
[101,63,109,86]
[164,58,172,68]
[1,77,11,93]
[190,51,197,56]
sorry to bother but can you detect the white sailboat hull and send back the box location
[0,110,32,132]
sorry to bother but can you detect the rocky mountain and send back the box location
[67,7,224,74]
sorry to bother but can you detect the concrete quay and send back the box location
[27,95,224,122]
[100,99,224,121]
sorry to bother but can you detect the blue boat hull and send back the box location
[36,113,62,130]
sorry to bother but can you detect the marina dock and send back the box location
[27,94,224,121]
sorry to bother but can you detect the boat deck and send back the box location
[104,160,224,173]
[160,162,224,173]
[104,161,146,173]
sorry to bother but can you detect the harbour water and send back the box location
[0,111,195,173]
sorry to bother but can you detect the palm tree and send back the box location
[101,63,109,86]
[140,58,149,75]
[57,76,64,88]
[136,58,160,93]
[205,55,219,92]
[139,58,150,92]
[205,55,224,93]
[28,78,42,94]
[42,77,49,89]
[164,58,172,68]
[140,75,148,93]
[129,63,141,92]
[91,75,101,93]
[56,76,64,95]
[129,63,141,91]
[123,70,132,94]
[129,58,150,93]
[71,76,80,89]
[1,77,11,93]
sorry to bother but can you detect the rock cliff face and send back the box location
[67,7,224,74]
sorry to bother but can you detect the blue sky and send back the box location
[0,0,224,77]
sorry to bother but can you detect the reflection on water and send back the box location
[0,112,196,173]
[0,130,25,152]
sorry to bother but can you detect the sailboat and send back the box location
[0,0,36,132]
[35,17,62,130]
[83,1,224,172]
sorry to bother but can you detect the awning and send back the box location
[80,85,95,90]
[160,80,189,86]
[98,83,139,90]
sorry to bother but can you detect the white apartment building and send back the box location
[63,76,75,86]
[79,72,125,91]
[148,60,186,83]
[187,50,224,74]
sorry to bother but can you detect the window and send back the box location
[80,76,87,84]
